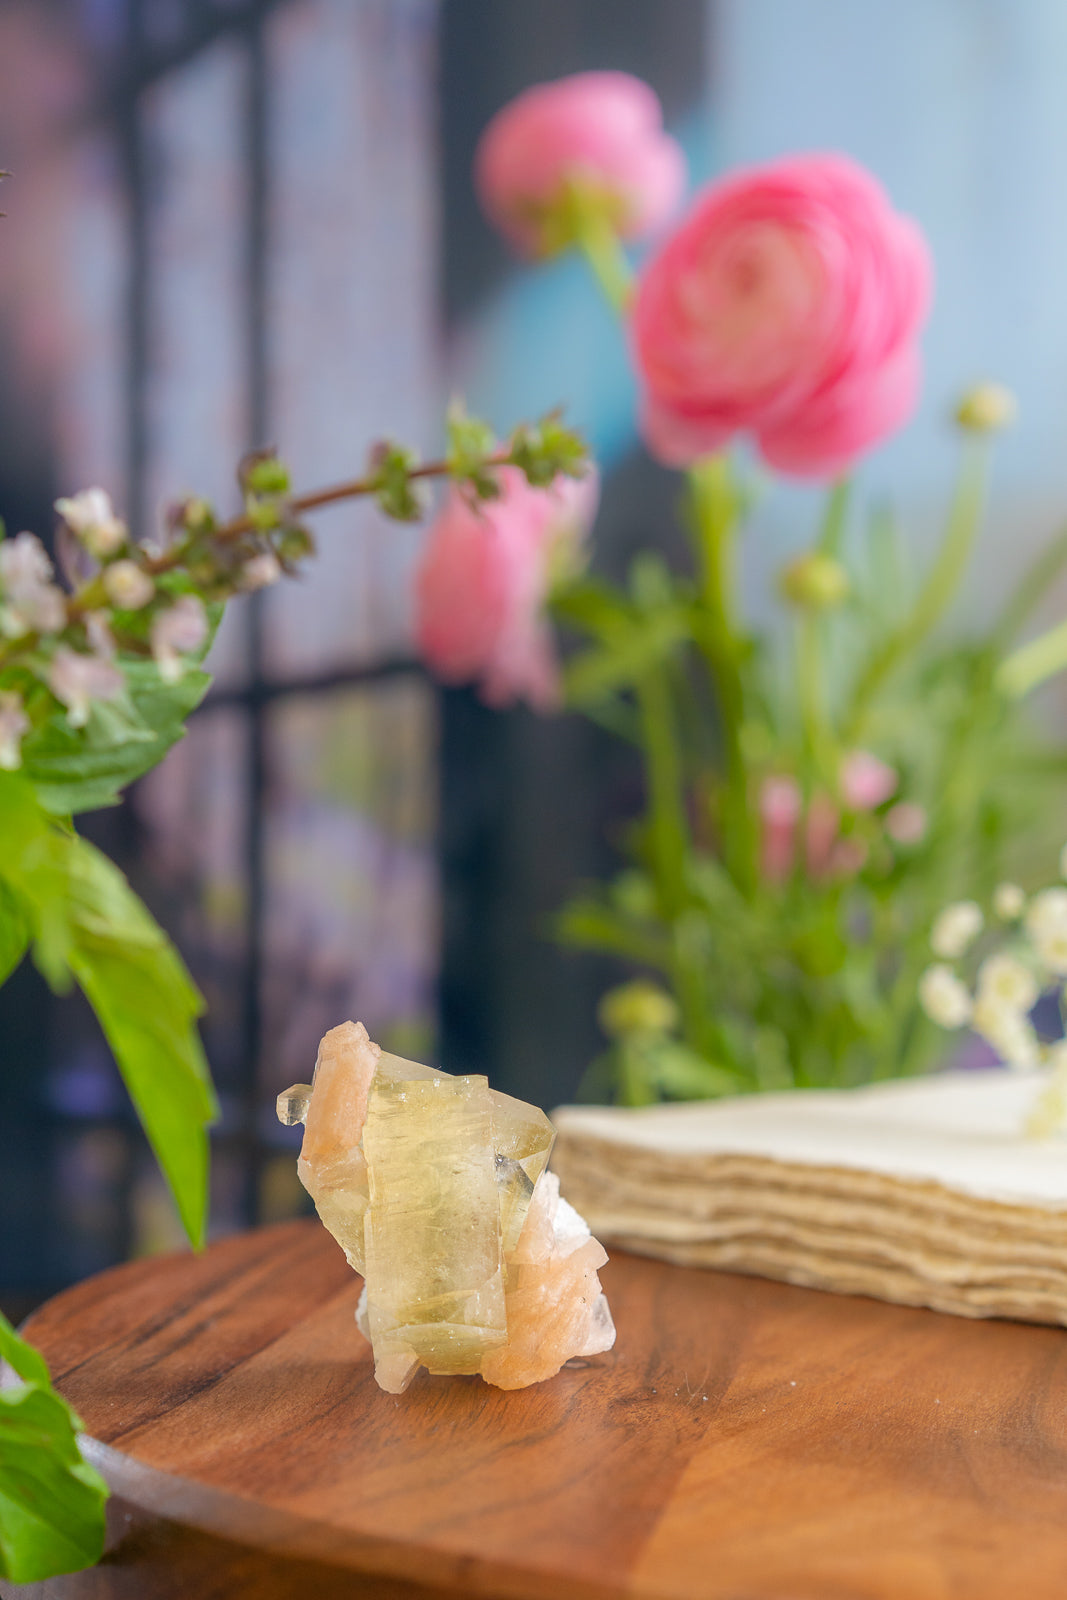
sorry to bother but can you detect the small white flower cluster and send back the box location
[0,488,214,766]
[918,856,1067,1135]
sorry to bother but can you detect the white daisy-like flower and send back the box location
[972,992,1041,1069]
[976,952,1038,1015]
[1032,924,1067,978]
[919,964,973,1030]
[993,882,1025,920]
[930,900,983,959]
[1025,887,1067,941]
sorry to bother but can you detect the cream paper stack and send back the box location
[551,1070,1067,1325]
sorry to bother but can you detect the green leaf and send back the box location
[0,879,29,985]
[64,837,217,1246]
[21,658,211,814]
[563,608,690,706]
[0,1314,109,1583]
[0,773,217,1244]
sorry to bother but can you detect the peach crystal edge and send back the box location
[277,1020,616,1394]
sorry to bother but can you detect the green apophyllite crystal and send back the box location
[279,1021,614,1393]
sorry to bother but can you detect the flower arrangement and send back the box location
[413,71,1067,1108]
[5,67,1067,1580]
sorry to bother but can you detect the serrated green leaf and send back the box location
[64,837,217,1246]
[21,658,211,814]
[0,773,217,1245]
[0,1314,108,1583]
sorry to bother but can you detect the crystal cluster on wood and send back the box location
[278,1022,615,1392]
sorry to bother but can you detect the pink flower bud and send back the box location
[759,775,801,884]
[805,791,840,880]
[150,595,209,684]
[886,801,927,845]
[840,750,898,811]
[633,153,932,478]
[415,467,598,711]
[475,72,686,257]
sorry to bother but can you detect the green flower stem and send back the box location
[844,437,989,742]
[998,617,1067,698]
[688,457,756,891]
[635,668,688,917]
[818,477,851,557]
[796,613,836,788]
[570,207,635,314]
[634,668,712,1055]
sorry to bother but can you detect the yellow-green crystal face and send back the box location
[280,1021,613,1393]
[362,1073,507,1382]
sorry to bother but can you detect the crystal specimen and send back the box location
[279,1021,615,1392]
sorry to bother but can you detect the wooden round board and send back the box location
[10,1216,1067,1599]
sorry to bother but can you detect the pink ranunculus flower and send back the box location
[840,749,898,811]
[632,153,932,479]
[475,72,686,257]
[415,467,598,711]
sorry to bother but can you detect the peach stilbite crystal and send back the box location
[278,1021,615,1393]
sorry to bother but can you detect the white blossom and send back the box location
[1027,1040,1067,1138]
[150,595,208,683]
[972,992,1041,1069]
[1032,925,1067,978]
[1025,887,1067,940]
[54,487,126,559]
[103,559,154,610]
[237,551,281,591]
[930,900,983,959]
[993,882,1025,920]
[0,690,30,770]
[48,645,123,728]
[918,964,973,1029]
[85,611,116,660]
[976,952,1038,1015]
[0,531,66,637]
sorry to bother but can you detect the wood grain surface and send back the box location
[8,1217,1067,1599]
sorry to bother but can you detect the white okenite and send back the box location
[930,901,983,959]
[918,964,972,1029]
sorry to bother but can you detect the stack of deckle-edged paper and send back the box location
[551,1069,1067,1326]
